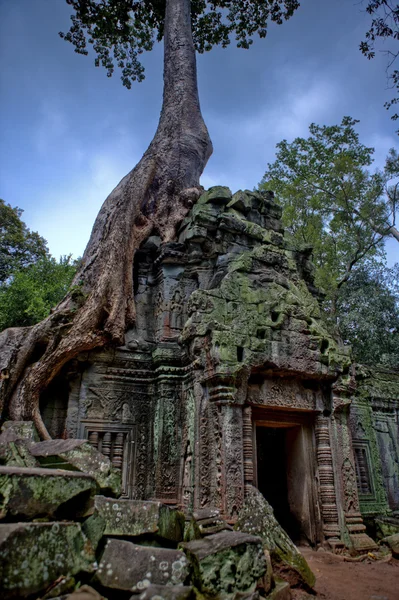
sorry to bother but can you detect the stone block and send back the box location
[91,496,185,542]
[1,420,39,442]
[207,186,233,204]
[0,433,39,468]
[0,466,97,520]
[180,530,267,598]
[30,439,121,496]
[227,191,253,215]
[382,532,399,557]
[94,539,190,592]
[0,522,96,599]
[130,584,194,599]
[235,487,315,590]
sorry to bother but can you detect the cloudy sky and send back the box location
[0,0,398,265]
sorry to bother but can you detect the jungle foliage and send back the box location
[260,117,399,367]
[60,0,300,87]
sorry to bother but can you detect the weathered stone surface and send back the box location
[180,530,266,598]
[94,539,189,592]
[206,186,232,204]
[0,466,97,520]
[30,439,121,496]
[382,532,399,557]
[190,507,233,536]
[131,584,194,599]
[375,517,399,539]
[41,575,76,599]
[0,433,39,468]
[265,580,291,600]
[91,496,184,541]
[1,420,39,442]
[0,522,96,599]
[235,487,315,590]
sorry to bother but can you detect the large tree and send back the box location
[0,0,299,438]
[259,117,399,312]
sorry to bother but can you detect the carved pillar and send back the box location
[153,355,185,505]
[243,406,254,496]
[315,413,342,551]
[208,380,245,519]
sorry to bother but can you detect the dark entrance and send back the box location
[256,426,301,541]
[255,416,320,545]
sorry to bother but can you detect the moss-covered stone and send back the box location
[235,487,315,590]
[91,496,185,542]
[30,439,121,496]
[180,531,267,598]
[0,466,97,520]
[0,522,96,599]
[1,421,39,442]
[94,539,190,592]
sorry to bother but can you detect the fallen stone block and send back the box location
[235,486,315,590]
[190,507,233,536]
[0,433,39,468]
[91,495,184,542]
[0,522,96,599]
[1,420,39,442]
[382,532,399,558]
[180,530,267,598]
[0,466,97,520]
[94,539,190,592]
[30,439,121,496]
[130,584,194,599]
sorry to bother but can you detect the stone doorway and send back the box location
[253,409,321,545]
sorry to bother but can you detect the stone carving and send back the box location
[40,186,384,552]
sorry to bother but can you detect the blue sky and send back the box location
[0,0,398,265]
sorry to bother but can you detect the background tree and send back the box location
[260,117,399,367]
[359,1,399,129]
[0,0,300,437]
[259,117,399,312]
[0,256,78,332]
[336,261,399,368]
[0,199,48,284]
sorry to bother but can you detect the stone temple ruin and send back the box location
[39,186,399,554]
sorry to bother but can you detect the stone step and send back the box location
[0,466,97,520]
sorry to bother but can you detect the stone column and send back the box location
[196,377,245,519]
[315,413,343,551]
[243,406,254,496]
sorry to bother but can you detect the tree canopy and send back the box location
[0,256,78,332]
[360,1,399,128]
[259,117,399,367]
[0,199,49,285]
[60,0,300,87]
[259,117,399,304]
[336,261,399,369]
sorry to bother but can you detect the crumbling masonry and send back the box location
[40,186,398,553]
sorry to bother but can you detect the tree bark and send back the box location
[0,0,212,438]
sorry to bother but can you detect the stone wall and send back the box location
[351,366,399,517]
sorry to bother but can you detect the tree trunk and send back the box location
[0,0,212,438]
